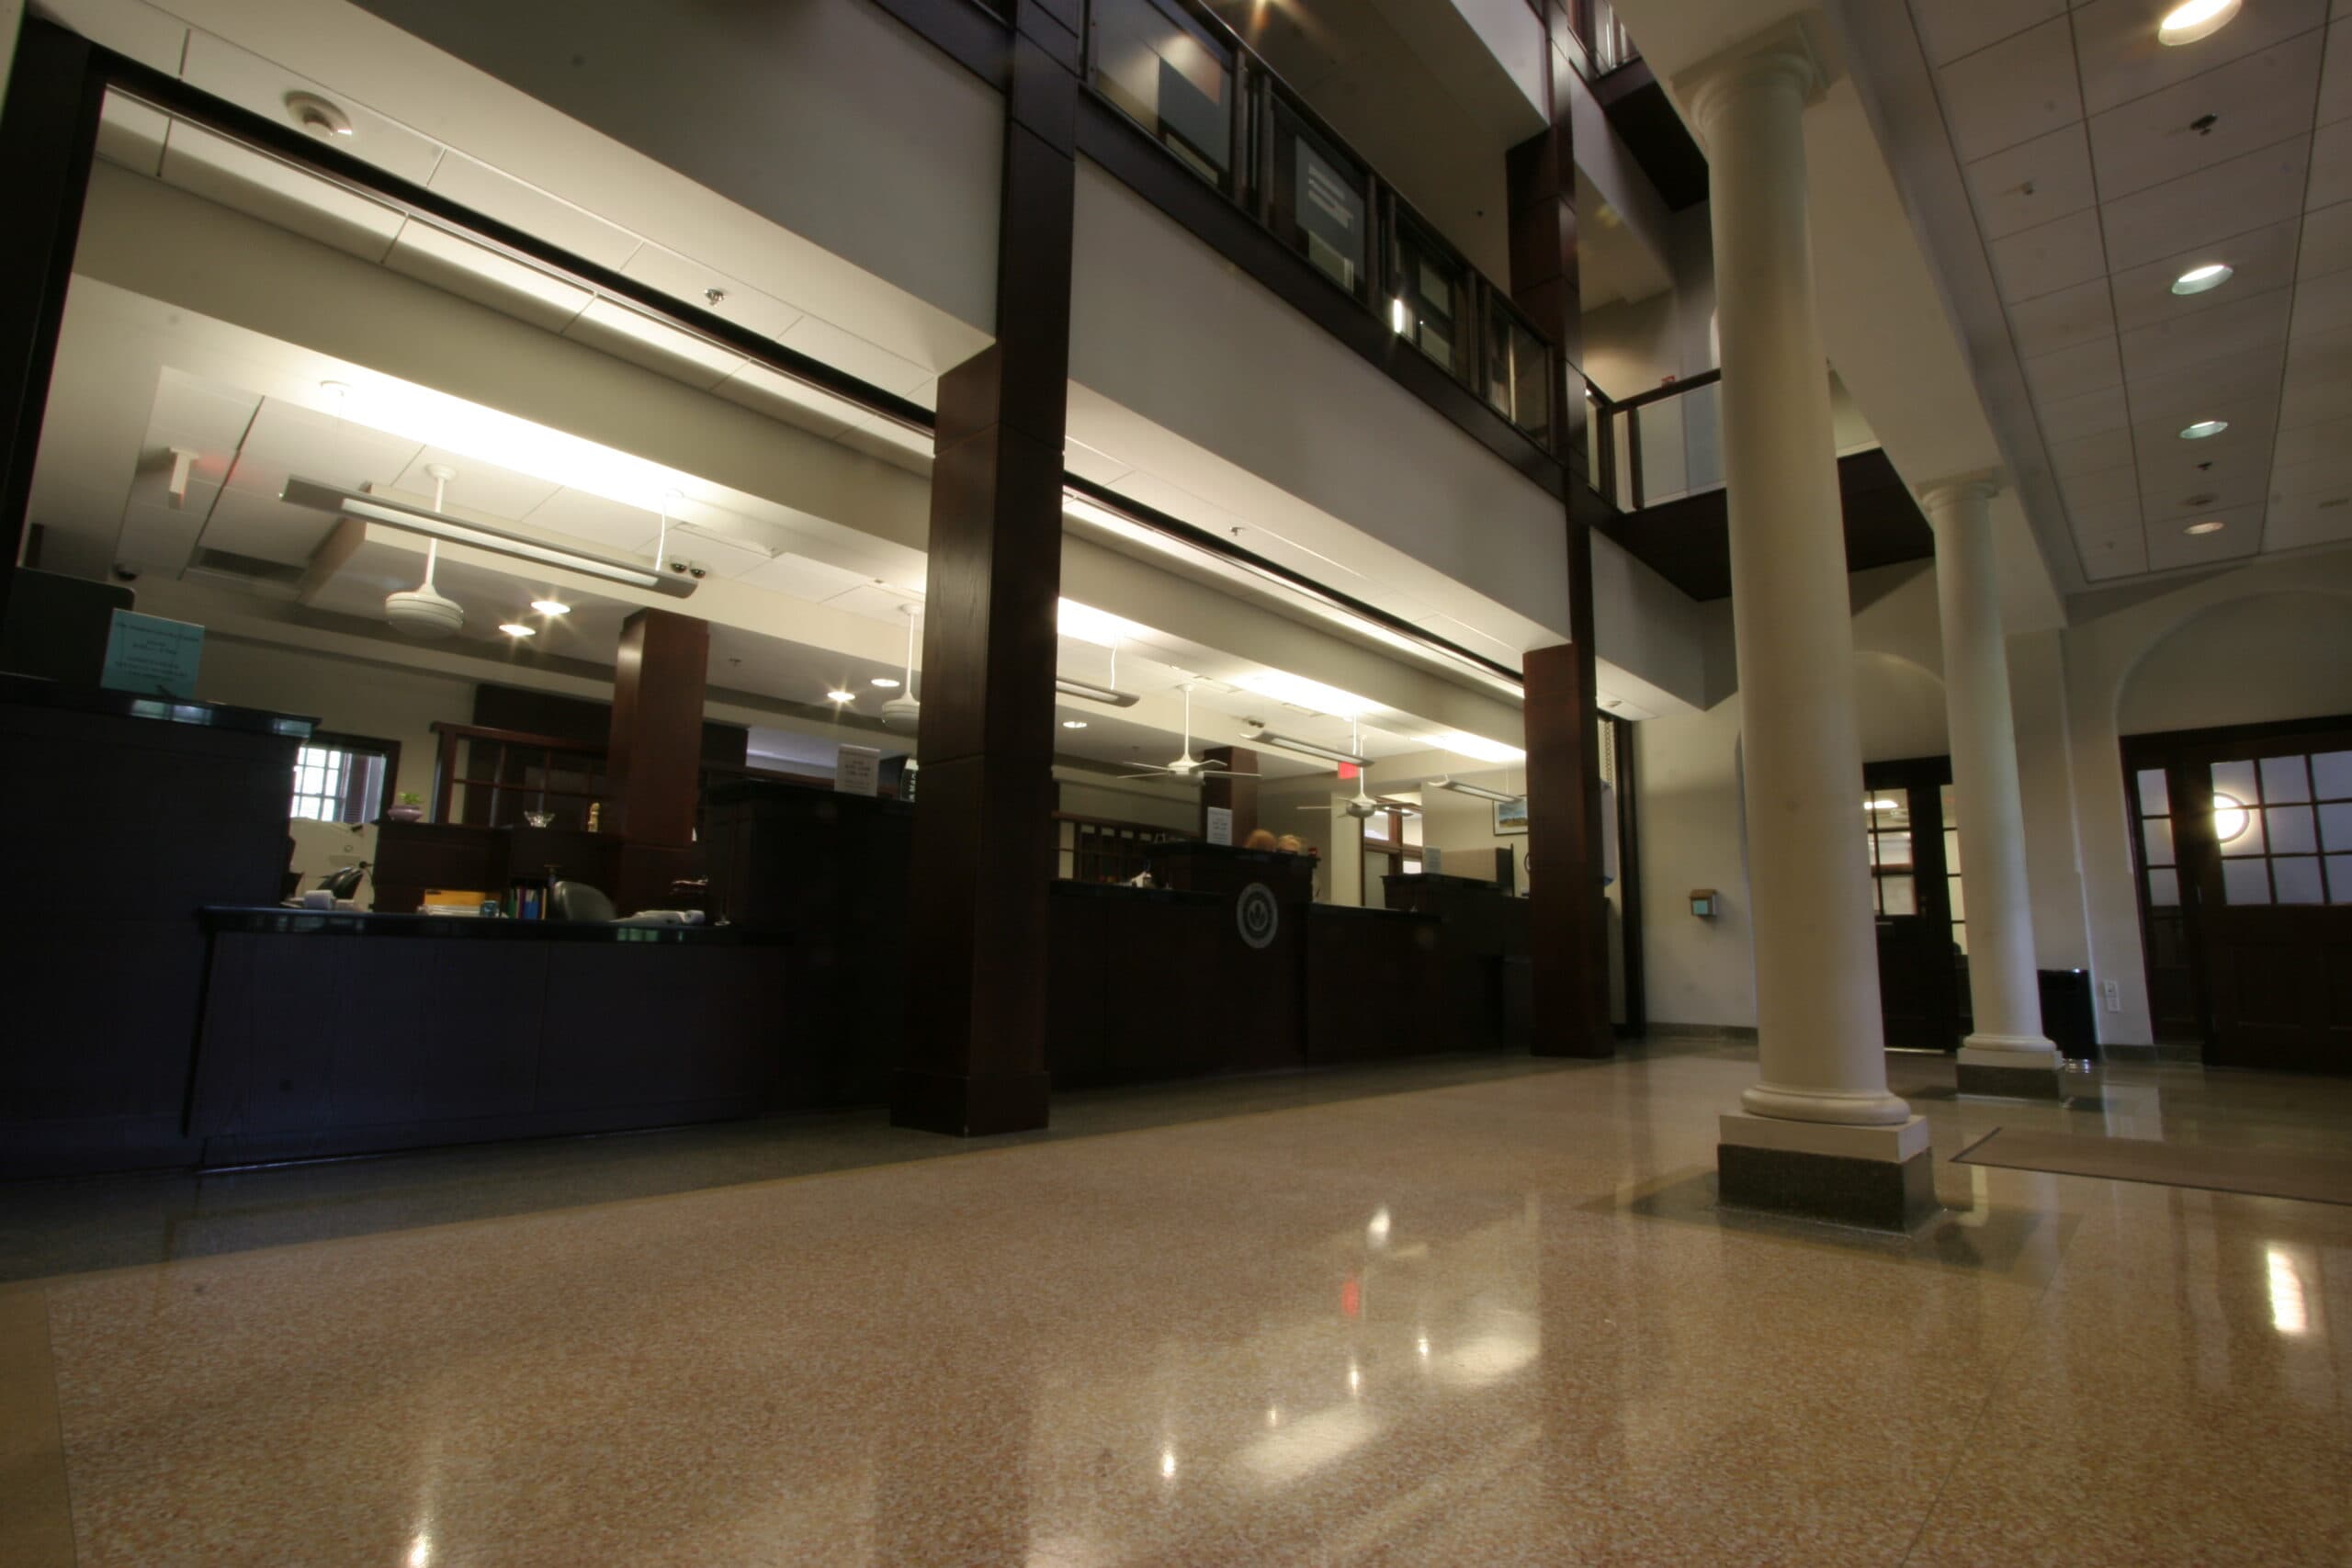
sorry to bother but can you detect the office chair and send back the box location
[548,880,617,921]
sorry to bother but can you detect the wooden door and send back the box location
[2172,733,2352,1074]
[1864,758,1962,1052]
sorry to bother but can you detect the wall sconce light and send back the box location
[1690,888,1718,918]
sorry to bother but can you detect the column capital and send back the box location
[1915,472,2004,515]
[1674,14,1841,140]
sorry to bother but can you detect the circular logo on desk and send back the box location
[1237,882,1280,950]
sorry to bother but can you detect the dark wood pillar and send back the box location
[0,22,104,628]
[605,606,708,910]
[894,0,1080,1136]
[1510,20,1611,1056]
[1201,746,1260,840]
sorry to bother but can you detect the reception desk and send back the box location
[186,908,799,1168]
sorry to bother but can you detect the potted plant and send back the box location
[386,790,425,824]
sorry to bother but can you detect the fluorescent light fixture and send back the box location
[497,622,535,637]
[870,675,901,688]
[1057,597,1149,648]
[1245,728,1369,768]
[1062,719,1089,729]
[2184,519,2226,536]
[1434,775,1521,805]
[283,477,695,597]
[826,689,855,704]
[1055,676,1140,707]
[2172,263,2233,295]
[530,598,571,615]
[1237,671,1374,717]
[2157,0,2238,45]
[1433,730,1527,765]
[2179,419,2228,440]
[1389,297,1409,334]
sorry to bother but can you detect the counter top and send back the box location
[199,908,789,944]
[0,673,315,737]
[1049,880,1224,908]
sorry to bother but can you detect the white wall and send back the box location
[2116,593,2352,736]
[196,633,471,808]
[1054,773,1201,834]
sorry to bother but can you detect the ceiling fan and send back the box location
[1296,722,1419,820]
[1117,683,1229,783]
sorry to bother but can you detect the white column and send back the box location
[1920,478,2062,1087]
[1687,28,1910,1131]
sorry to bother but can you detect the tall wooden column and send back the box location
[605,606,708,911]
[1510,19,1612,1056]
[894,0,1079,1136]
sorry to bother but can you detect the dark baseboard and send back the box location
[1651,1021,1759,1043]
[1718,1144,1938,1231]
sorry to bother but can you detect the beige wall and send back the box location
[196,634,472,809]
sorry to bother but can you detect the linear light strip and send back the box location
[1434,776,1522,805]
[283,478,695,597]
[1055,677,1141,708]
[1245,728,1370,768]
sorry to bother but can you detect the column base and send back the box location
[1717,1112,1937,1230]
[890,1068,1051,1137]
[1956,1038,2064,1100]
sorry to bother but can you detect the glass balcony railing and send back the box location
[1589,370,1724,512]
[1082,0,1562,456]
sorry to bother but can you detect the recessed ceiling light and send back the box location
[1063,719,1089,729]
[284,90,354,137]
[2157,0,2239,46]
[2179,419,2229,440]
[825,689,855,704]
[870,676,901,689]
[498,622,536,637]
[530,599,571,615]
[2171,262,2233,295]
[2184,519,2226,535]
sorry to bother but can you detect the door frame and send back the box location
[1862,754,1963,1052]
[2120,712,2352,1064]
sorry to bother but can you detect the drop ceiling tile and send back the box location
[2109,219,2301,330]
[2301,199,2352,277]
[2122,342,2286,417]
[524,489,662,551]
[2116,285,2293,379]
[823,581,928,623]
[1988,209,2110,301]
[2099,137,2312,270]
[1911,0,2070,66]
[197,484,337,566]
[832,420,936,475]
[2291,265,2352,336]
[2079,530,2151,579]
[146,372,263,457]
[2145,502,2264,570]
[2136,463,2265,520]
[619,244,807,346]
[709,364,866,441]
[2058,462,2143,511]
[2322,22,2352,126]
[384,221,593,334]
[2265,491,2352,547]
[2037,382,2134,441]
[40,0,187,72]
[2270,447,2352,496]
[2007,278,2119,357]
[563,299,746,391]
[160,122,403,265]
[2272,411,2352,465]
[115,497,206,575]
[426,152,641,272]
[2047,424,2140,474]
[180,31,444,188]
[632,525,774,580]
[2073,0,2328,117]
[776,316,933,395]
[2305,115,2352,211]
[738,551,873,602]
[232,398,424,491]
[1964,123,2098,239]
[1938,17,2085,162]
[390,450,560,522]
[2086,37,2323,201]
[1063,438,1135,488]
[96,93,168,177]
[2023,335,2126,401]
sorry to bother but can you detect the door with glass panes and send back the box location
[2125,722,2352,1074]
[1863,757,1967,1052]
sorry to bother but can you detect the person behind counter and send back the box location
[1243,829,1279,852]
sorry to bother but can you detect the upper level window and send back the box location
[1579,0,1638,74]
[1091,0,1234,188]
[1392,216,1473,381]
[289,739,390,823]
[1268,99,1370,301]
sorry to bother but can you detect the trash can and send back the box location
[2038,969,2097,1061]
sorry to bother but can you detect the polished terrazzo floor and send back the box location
[3,1043,2346,1566]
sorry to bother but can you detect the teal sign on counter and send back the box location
[100,610,204,698]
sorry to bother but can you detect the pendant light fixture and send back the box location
[881,604,922,730]
[382,464,464,637]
